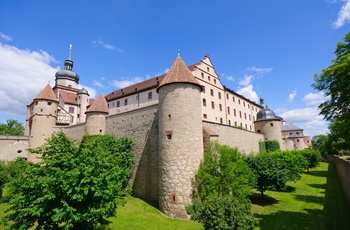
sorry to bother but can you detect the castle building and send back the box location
[0,46,311,219]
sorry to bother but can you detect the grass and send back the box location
[251,161,350,230]
[0,161,348,229]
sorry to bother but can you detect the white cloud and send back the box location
[277,107,329,137]
[92,80,105,89]
[236,85,259,103]
[0,32,13,41]
[302,92,329,106]
[92,39,123,53]
[0,43,59,118]
[333,0,350,28]
[239,75,253,86]
[288,90,297,102]
[245,66,272,75]
[112,77,145,89]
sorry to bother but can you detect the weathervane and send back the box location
[178,50,180,57]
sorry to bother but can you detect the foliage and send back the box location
[312,134,333,155]
[258,141,266,154]
[0,120,24,136]
[3,131,135,230]
[187,142,258,230]
[187,196,258,230]
[300,149,322,172]
[313,32,350,122]
[264,140,280,152]
[192,142,256,200]
[246,150,307,200]
[0,162,9,202]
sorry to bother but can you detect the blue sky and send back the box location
[1,0,350,137]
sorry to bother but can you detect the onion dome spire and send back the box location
[55,44,80,83]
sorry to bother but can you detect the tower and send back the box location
[85,93,109,135]
[25,84,59,162]
[157,54,204,219]
[254,98,284,149]
[54,44,80,89]
[77,87,89,123]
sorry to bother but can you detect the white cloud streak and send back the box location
[0,32,13,41]
[333,0,350,28]
[288,90,297,102]
[93,39,123,53]
[112,77,145,89]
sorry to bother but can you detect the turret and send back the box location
[77,87,89,123]
[85,93,108,135]
[26,84,59,162]
[254,98,284,150]
[55,45,80,89]
[157,54,204,219]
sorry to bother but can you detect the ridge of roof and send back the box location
[86,93,109,114]
[157,56,201,92]
[34,84,58,102]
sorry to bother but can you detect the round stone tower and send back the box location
[77,87,89,123]
[26,84,59,162]
[254,98,284,149]
[157,54,204,219]
[85,93,109,135]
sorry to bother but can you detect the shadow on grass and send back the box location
[256,208,323,230]
[307,183,326,190]
[322,163,350,230]
[306,170,328,178]
[250,193,278,206]
[294,194,324,205]
[132,195,159,210]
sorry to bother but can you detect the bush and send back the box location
[265,140,280,152]
[187,142,258,229]
[187,196,258,230]
[300,149,322,172]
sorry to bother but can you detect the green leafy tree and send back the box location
[300,149,322,172]
[187,142,258,230]
[264,140,280,152]
[0,120,24,135]
[0,161,9,203]
[3,132,135,230]
[313,32,350,122]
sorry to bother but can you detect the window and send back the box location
[220,118,223,124]
[124,99,128,106]
[211,101,215,109]
[227,106,230,114]
[148,92,152,100]
[218,92,221,99]
[243,102,246,107]
[219,104,222,111]
[245,124,248,129]
[214,79,216,84]
[244,113,247,119]
[228,120,231,125]
[208,76,211,81]
[69,107,74,113]
[234,109,236,116]
[203,98,207,106]
[235,121,237,127]
[239,111,242,118]
[47,102,52,105]
[207,67,210,72]
[202,85,205,93]
[238,99,241,105]
[270,123,274,127]
[201,72,204,79]
[226,94,229,99]
[210,89,214,96]
[203,114,207,119]
[117,101,120,107]
[233,97,235,102]
[249,114,251,121]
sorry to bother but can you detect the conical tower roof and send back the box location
[86,93,109,114]
[157,55,202,92]
[34,84,58,102]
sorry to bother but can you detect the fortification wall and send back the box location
[0,135,29,161]
[203,121,264,154]
[105,104,159,201]
[60,123,86,141]
[327,155,350,209]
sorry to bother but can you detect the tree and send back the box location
[186,142,258,230]
[300,149,322,172]
[3,132,135,230]
[0,120,24,135]
[312,32,350,122]
[246,151,307,200]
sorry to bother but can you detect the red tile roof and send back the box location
[60,91,78,105]
[34,84,58,102]
[86,93,109,114]
[157,56,201,92]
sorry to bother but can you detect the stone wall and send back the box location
[203,121,264,154]
[327,155,350,209]
[105,104,159,201]
[57,123,86,141]
[0,135,29,161]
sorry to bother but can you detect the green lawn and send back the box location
[0,161,349,230]
[252,161,350,230]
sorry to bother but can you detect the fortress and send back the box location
[0,47,311,218]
